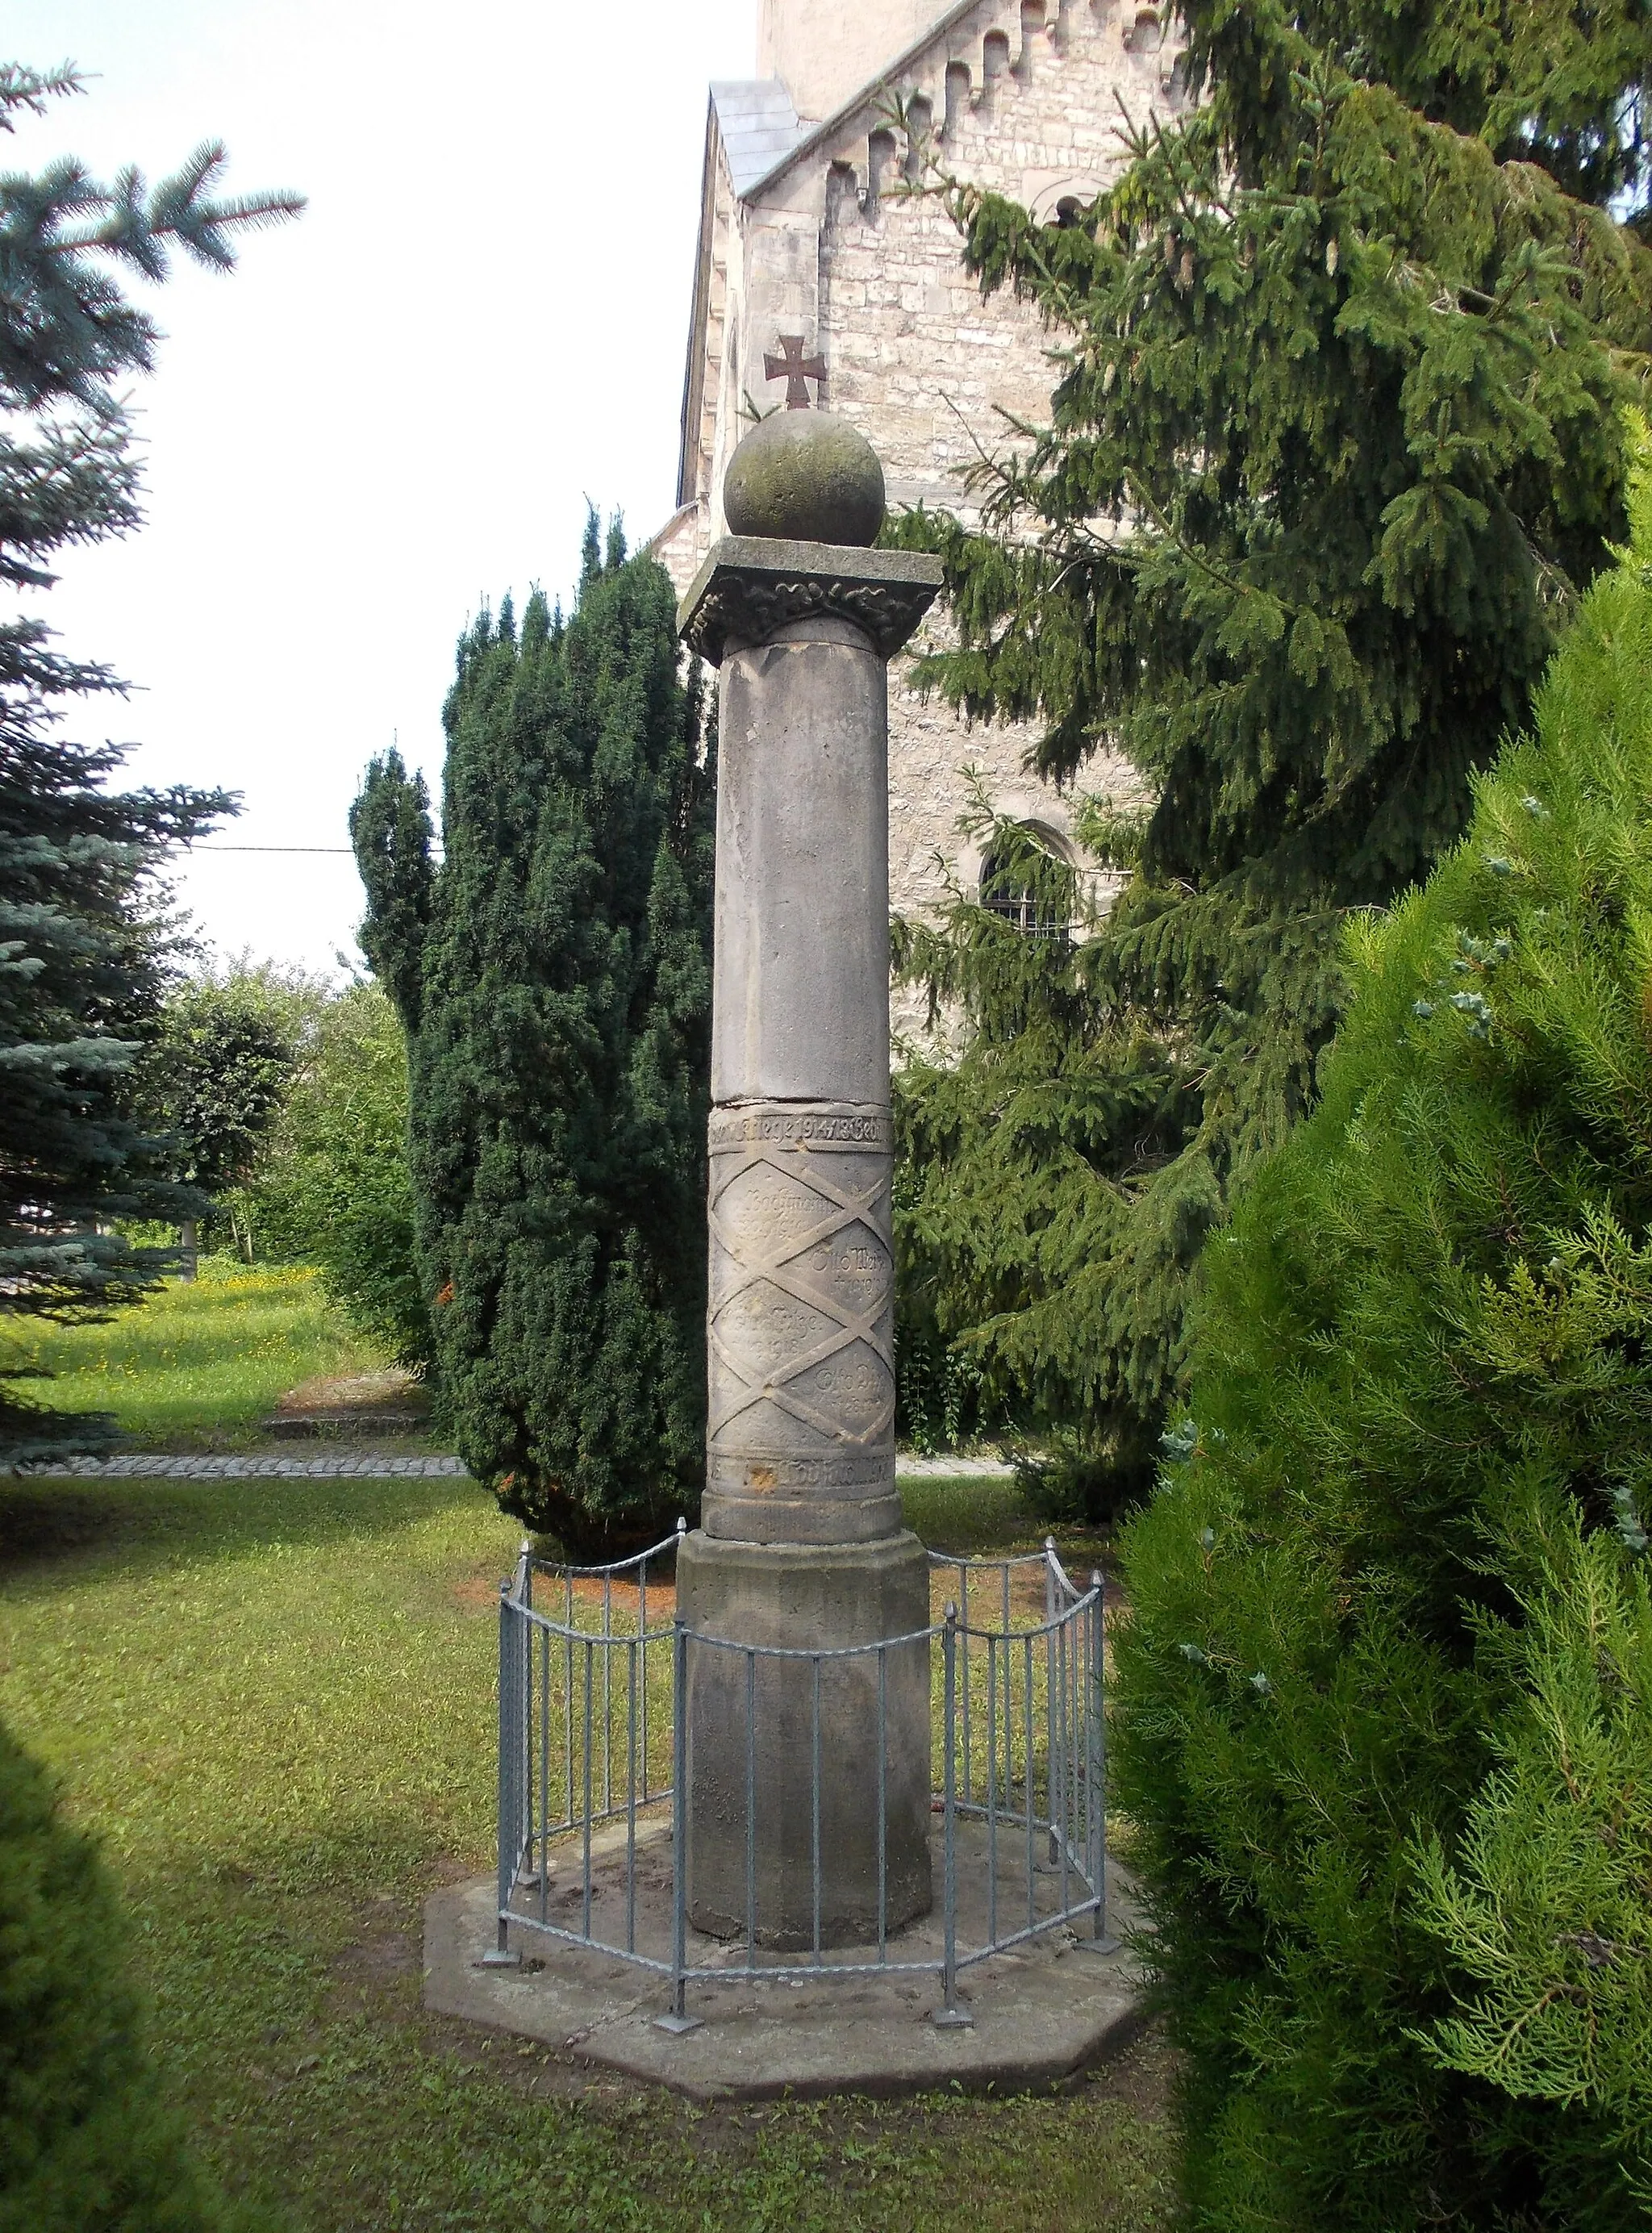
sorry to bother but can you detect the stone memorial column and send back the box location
[676,411,943,1947]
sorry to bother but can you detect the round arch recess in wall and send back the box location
[1123,6,1163,53]
[976,819,1078,939]
[1028,177,1096,227]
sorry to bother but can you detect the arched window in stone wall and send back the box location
[1028,177,1096,228]
[943,58,971,140]
[978,822,1074,941]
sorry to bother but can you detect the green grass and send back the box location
[6,1262,388,1450]
[0,1463,1174,2232]
[899,1472,1035,1552]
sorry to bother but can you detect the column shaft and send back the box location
[675,520,942,1950]
[706,616,897,1546]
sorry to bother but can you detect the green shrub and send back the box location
[240,982,428,1370]
[1113,438,1652,2230]
[0,1715,229,2232]
[142,977,296,1204]
[893,1318,1003,1455]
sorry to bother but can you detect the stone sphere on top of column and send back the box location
[722,410,886,547]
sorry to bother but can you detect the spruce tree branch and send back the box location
[0,61,84,128]
[1120,467,1303,621]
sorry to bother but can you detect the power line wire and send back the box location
[182,842,445,858]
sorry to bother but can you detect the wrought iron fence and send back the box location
[490,1522,1115,2030]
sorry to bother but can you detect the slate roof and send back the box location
[709,81,808,197]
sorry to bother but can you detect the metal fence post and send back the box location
[745,1647,757,1962]
[656,1610,703,2033]
[479,1579,521,1967]
[935,1601,972,2029]
[1079,1567,1120,1955]
[1045,1538,1062,1867]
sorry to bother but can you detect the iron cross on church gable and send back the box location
[765,334,827,409]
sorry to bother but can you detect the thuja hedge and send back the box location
[0,1717,238,2233]
[1114,457,1652,2229]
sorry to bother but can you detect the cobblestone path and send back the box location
[6,1453,469,1479]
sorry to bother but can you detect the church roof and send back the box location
[708,81,808,197]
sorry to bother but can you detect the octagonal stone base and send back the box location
[423,1826,1145,2102]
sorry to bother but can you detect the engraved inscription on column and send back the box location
[707,1103,895,1492]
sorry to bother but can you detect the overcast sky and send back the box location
[9,0,754,975]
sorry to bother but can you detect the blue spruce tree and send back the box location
[0,61,301,1454]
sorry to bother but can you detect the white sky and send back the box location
[8,0,755,975]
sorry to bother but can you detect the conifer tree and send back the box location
[1112,429,1652,2231]
[353,522,715,1547]
[894,790,1194,1499]
[891,0,1652,1480]
[0,62,301,1450]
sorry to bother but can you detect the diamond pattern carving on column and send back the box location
[707,1105,895,1458]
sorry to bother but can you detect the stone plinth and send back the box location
[678,512,941,1950]
[678,1531,930,1945]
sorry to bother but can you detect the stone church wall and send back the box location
[654,0,1179,1030]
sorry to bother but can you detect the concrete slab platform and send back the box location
[423,1822,1146,2101]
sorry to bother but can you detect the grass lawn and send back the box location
[0,1459,1174,2232]
[6,1262,391,1450]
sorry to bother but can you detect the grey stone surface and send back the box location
[705,1101,898,1542]
[678,536,941,666]
[423,1827,1146,2102]
[267,1412,425,1440]
[1,1450,1006,1484]
[711,616,893,1108]
[678,1531,931,1944]
[894,1455,1016,1480]
[723,411,886,548]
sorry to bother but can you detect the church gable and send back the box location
[744,0,1184,213]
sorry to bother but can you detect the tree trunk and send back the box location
[179,1218,198,1283]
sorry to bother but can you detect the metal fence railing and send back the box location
[488,1523,1116,2030]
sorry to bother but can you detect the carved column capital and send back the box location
[678,536,943,666]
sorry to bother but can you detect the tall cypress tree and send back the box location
[353,522,714,1548]
[890,0,1652,1484]
[0,62,300,1453]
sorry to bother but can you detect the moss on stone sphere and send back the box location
[723,411,886,546]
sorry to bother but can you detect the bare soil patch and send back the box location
[273,1367,428,1419]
